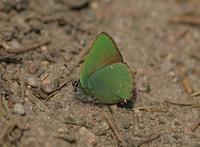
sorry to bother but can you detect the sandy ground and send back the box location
[0,0,200,147]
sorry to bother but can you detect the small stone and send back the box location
[109,105,117,112]
[40,45,48,52]
[25,75,40,88]
[57,128,65,133]
[13,103,25,115]
[94,121,109,136]
[59,134,76,143]
[139,82,151,93]
[122,120,131,130]
[63,53,72,62]
[9,40,21,49]
[29,19,43,33]
[29,63,40,74]
[42,79,59,94]
[67,0,90,10]
[10,82,21,95]
[78,127,97,147]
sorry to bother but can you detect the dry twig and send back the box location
[26,90,49,112]
[170,15,200,26]
[99,106,124,143]
[191,91,200,97]
[191,117,200,131]
[4,39,50,54]
[165,100,200,107]
[133,105,168,113]
[137,134,161,146]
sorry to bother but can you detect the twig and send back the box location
[191,117,200,131]
[170,27,188,43]
[5,39,50,54]
[26,90,49,112]
[56,134,76,143]
[47,80,73,100]
[170,15,200,26]
[137,134,161,146]
[99,106,124,143]
[182,77,192,94]
[177,66,193,95]
[64,118,87,128]
[165,100,200,107]
[132,105,168,113]
[191,91,200,97]
[190,54,200,61]
[19,67,25,102]
[174,27,188,40]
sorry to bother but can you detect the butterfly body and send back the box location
[73,32,134,104]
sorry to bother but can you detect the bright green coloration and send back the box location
[87,63,133,104]
[80,32,123,88]
[79,32,133,104]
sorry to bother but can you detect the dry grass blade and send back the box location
[165,100,200,107]
[170,15,200,26]
[132,105,168,113]
[4,39,50,54]
[176,66,193,95]
[191,91,200,97]
[19,68,25,102]
[191,117,200,131]
[99,106,124,143]
[137,134,161,146]
[182,77,192,94]
[26,91,49,112]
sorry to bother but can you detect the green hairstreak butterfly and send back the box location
[73,32,134,104]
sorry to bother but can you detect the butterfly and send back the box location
[73,32,134,104]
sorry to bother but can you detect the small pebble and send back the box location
[29,19,43,32]
[59,134,76,143]
[94,121,109,136]
[122,120,131,130]
[78,127,97,147]
[42,79,59,94]
[40,45,48,52]
[68,0,90,9]
[57,128,65,133]
[29,63,40,74]
[63,52,72,62]
[10,82,21,95]
[139,82,151,93]
[9,40,21,49]
[109,105,117,112]
[13,103,25,115]
[25,75,40,88]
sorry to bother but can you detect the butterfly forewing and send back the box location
[87,63,133,104]
[80,32,123,88]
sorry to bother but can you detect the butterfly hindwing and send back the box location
[87,63,133,104]
[80,32,123,88]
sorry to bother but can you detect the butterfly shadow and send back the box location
[117,88,137,110]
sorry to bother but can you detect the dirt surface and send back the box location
[0,0,200,147]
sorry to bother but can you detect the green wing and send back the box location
[87,63,133,104]
[80,32,123,88]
